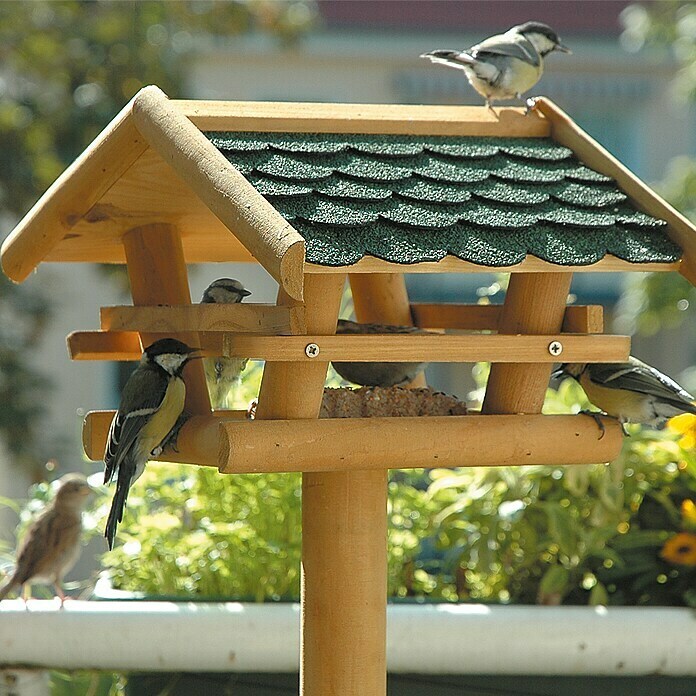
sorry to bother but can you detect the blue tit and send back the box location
[331,319,429,388]
[553,357,696,432]
[201,278,251,408]
[103,338,199,549]
[420,21,570,110]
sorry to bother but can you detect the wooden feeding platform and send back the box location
[3,86,696,696]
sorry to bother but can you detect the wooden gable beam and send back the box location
[130,86,306,301]
[534,97,696,285]
[0,98,148,282]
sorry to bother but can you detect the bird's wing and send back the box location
[11,509,67,584]
[588,359,696,409]
[103,365,169,483]
[472,32,541,67]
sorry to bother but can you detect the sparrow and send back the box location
[104,337,199,549]
[420,21,570,110]
[553,357,696,433]
[331,319,429,388]
[0,473,91,606]
[201,278,251,408]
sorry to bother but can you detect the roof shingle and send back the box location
[206,132,681,268]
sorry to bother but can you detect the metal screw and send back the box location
[548,340,563,357]
[305,342,320,358]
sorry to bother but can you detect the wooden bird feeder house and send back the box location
[3,85,696,695]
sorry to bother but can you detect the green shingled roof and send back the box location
[206,132,681,267]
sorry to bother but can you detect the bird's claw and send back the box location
[579,409,607,440]
[524,97,538,116]
[160,412,191,454]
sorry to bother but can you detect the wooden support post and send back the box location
[483,273,572,414]
[122,223,211,414]
[349,273,426,388]
[257,274,387,696]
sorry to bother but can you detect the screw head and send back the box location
[305,342,320,358]
[548,340,563,357]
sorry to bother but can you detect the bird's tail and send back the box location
[420,49,475,66]
[105,478,130,551]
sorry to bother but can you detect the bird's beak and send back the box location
[187,348,203,360]
[240,289,252,297]
[555,43,572,54]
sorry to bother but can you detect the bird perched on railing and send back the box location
[0,473,91,606]
[420,21,570,110]
[332,319,430,388]
[200,278,252,408]
[553,357,696,434]
[103,338,199,549]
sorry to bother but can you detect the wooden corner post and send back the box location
[122,222,211,414]
[483,273,572,414]
[257,274,387,696]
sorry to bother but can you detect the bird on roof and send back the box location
[200,278,252,408]
[332,319,430,388]
[0,473,91,606]
[553,357,696,435]
[103,338,199,549]
[420,21,571,110]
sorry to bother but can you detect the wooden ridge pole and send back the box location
[122,223,211,414]
[483,273,572,414]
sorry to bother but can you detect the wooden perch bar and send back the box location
[82,411,624,471]
[67,332,630,363]
[100,304,306,334]
[218,333,627,363]
[410,303,604,333]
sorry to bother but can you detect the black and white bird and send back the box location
[332,319,429,388]
[103,338,199,549]
[420,21,570,110]
[553,357,696,432]
[201,278,251,408]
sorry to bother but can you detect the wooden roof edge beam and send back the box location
[130,85,306,301]
[173,99,551,137]
[533,97,695,285]
[0,96,148,283]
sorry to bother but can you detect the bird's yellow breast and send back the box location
[137,377,186,459]
[579,372,651,422]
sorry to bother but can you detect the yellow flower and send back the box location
[668,413,696,450]
[682,500,696,527]
[660,532,696,566]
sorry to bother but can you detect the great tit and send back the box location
[420,21,570,110]
[201,278,251,408]
[104,338,199,549]
[0,473,91,605]
[553,357,696,432]
[331,319,430,388]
